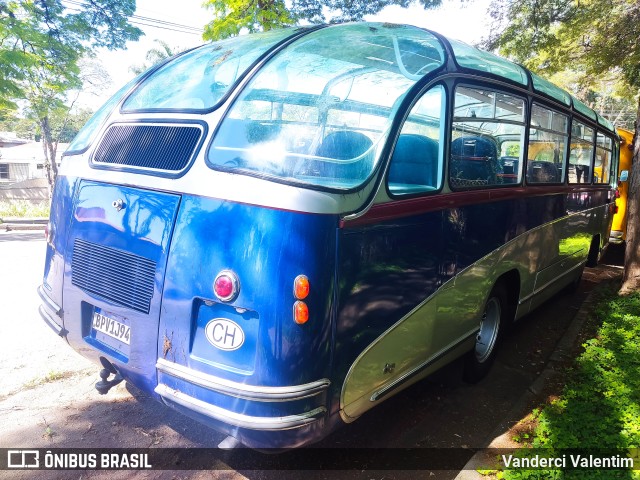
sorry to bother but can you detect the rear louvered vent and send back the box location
[72,239,156,314]
[93,124,202,172]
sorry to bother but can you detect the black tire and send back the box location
[463,283,507,383]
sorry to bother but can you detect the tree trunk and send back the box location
[39,115,58,199]
[619,94,640,294]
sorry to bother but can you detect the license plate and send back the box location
[92,311,131,345]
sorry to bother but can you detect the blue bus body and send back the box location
[39,23,618,448]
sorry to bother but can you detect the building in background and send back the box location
[0,136,66,184]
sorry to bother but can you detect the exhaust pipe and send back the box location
[95,357,124,395]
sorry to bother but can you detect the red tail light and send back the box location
[213,270,240,302]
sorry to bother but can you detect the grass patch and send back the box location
[23,370,73,389]
[499,285,640,479]
[0,200,50,218]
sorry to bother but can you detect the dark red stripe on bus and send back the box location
[341,185,612,228]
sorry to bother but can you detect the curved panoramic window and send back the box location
[207,23,445,190]
[121,28,300,112]
[65,74,143,154]
[388,86,445,195]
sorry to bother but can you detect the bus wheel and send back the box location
[463,284,506,383]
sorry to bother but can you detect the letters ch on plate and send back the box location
[205,318,245,351]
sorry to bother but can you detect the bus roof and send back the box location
[428,33,614,134]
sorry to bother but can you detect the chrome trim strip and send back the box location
[38,305,67,337]
[37,284,62,316]
[156,358,330,402]
[518,259,586,305]
[155,383,326,431]
[369,328,477,402]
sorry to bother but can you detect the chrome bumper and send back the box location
[37,285,67,336]
[609,231,624,244]
[155,358,329,431]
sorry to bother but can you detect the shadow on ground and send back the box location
[1,251,624,480]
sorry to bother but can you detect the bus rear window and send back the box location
[121,28,298,112]
[207,23,445,191]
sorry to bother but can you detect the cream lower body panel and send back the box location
[340,205,606,420]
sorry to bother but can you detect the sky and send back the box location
[84,0,494,109]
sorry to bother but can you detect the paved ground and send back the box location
[0,231,624,479]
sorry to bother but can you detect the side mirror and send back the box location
[619,170,629,182]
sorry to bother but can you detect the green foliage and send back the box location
[0,200,50,219]
[485,0,632,83]
[484,0,639,124]
[501,286,640,479]
[202,0,443,41]
[0,0,142,188]
[1,1,142,106]
[0,107,94,142]
[203,0,296,40]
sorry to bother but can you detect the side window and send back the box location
[568,121,594,184]
[388,86,444,195]
[450,86,525,189]
[595,133,612,184]
[526,104,568,184]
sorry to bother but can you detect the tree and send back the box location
[484,0,640,293]
[0,0,142,192]
[129,40,184,75]
[202,0,442,40]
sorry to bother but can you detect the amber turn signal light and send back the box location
[294,275,310,300]
[293,301,309,324]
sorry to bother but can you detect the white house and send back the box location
[0,140,67,184]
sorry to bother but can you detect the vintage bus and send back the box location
[38,22,619,449]
[610,128,634,243]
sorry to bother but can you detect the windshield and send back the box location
[121,28,302,112]
[207,23,445,190]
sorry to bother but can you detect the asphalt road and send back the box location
[0,231,624,479]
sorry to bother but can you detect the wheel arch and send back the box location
[586,233,601,268]
[493,268,520,326]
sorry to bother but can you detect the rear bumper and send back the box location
[37,285,67,337]
[155,358,329,431]
[609,230,624,244]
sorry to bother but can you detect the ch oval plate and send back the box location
[205,318,245,351]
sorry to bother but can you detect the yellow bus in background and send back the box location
[610,128,634,243]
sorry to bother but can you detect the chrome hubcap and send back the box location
[475,297,501,363]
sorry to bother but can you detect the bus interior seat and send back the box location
[450,136,498,187]
[388,134,438,192]
[500,156,519,174]
[570,164,591,183]
[527,160,559,183]
[315,130,373,179]
[499,156,519,184]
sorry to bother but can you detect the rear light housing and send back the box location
[294,275,310,299]
[213,270,240,302]
[293,301,309,324]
